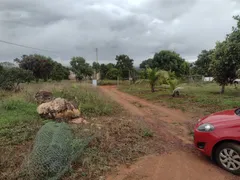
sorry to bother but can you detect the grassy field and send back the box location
[0,81,163,180]
[119,82,240,115]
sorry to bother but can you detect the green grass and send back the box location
[119,82,240,114]
[0,81,168,180]
[53,84,118,117]
[0,81,118,146]
[0,99,44,146]
[0,99,38,126]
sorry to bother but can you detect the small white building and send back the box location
[203,77,214,82]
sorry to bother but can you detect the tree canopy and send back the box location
[70,57,93,80]
[152,50,189,77]
[210,16,240,93]
[51,62,70,81]
[92,62,101,73]
[14,54,54,81]
[0,67,34,91]
[211,40,240,93]
[106,68,119,80]
[115,54,134,79]
[0,65,3,73]
[140,58,153,69]
[192,50,214,76]
[14,54,69,82]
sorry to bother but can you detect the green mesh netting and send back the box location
[23,122,89,180]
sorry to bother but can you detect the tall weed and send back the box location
[53,85,116,116]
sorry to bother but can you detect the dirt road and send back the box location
[99,86,237,180]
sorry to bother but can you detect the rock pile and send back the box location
[37,97,80,121]
[35,91,53,104]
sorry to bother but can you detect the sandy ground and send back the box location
[99,86,237,180]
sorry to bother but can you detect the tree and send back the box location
[100,64,108,80]
[146,67,161,92]
[180,61,190,76]
[51,62,70,81]
[194,50,214,76]
[140,58,153,69]
[14,54,54,82]
[0,67,34,91]
[106,63,115,70]
[211,41,240,93]
[139,69,148,79]
[152,50,189,77]
[70,57,93,80]
[211,16,240,93]
[99,63,116,80]
[92,62,101,73]
[115,54,134,79]
[106,68,119,80]
[236,69,240,78]
[164,72,180,97]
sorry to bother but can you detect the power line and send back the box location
[0,39,58,53]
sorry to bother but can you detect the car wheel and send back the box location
[215,142,240,175]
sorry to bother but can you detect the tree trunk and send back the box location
[220,85,225,94]
[151,84,155,92]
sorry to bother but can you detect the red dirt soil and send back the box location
[99,86,237,180]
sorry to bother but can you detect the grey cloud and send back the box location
[0,0,240,65]
[135,0,197,21]
[0,2,66,27]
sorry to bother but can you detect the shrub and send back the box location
[0,67,34,91]
[98,80,117,86]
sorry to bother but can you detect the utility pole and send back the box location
[96,48,98,63]
[95,47,99,83]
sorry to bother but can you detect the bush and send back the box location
[98,80,117,86]
[0,67,34,91]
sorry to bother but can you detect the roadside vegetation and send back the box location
[0,81,163,180]
[117,16,240,115]
[119,82,240,115]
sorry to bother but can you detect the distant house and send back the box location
[203,77,214,82]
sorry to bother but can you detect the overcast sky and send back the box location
[0,0,240,66]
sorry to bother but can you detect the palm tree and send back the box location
[146,67,161,92]
[146,67,181,94]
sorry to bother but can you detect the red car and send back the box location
[194,108,240,175]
